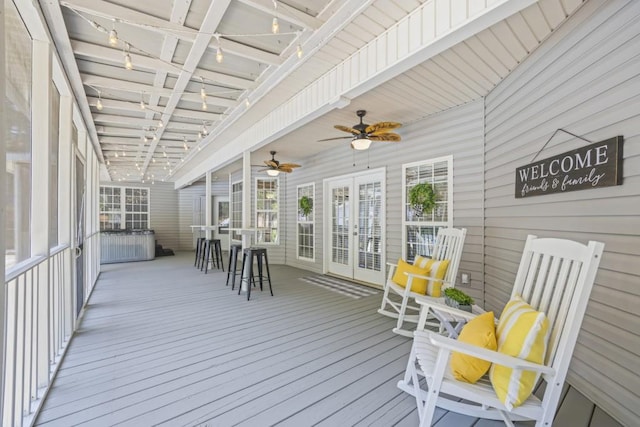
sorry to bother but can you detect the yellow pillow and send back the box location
[413,256,450,297]
[490,295,550,410]
[391,259,429,294]
[450,311,497,383]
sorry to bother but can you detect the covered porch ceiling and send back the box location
[41,0,585,186]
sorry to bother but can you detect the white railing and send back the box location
[3,245,74,427]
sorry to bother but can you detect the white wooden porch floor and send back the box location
[35,253,621,427]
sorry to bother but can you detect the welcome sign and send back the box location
[515,136,623,198]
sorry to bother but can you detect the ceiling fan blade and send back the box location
[365,121,402,134]
[369,133,401,142]
[279,163,301,169]
[318,136,354,142]
[334,125,361,134]
[264,160,278,167]
[278,167,294,173]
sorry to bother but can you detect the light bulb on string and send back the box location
[152,157,156,163]
[202,99,208,110]
[158,118,164,128]
[216,46,223,63]
[245,98,250,108]
[183,137,188,151]
[115,152,119,158]
[153,134,157,141]
[272,0,279,34]
[143,135,148,143]
[297,44,303,59]
[124,43,133,70]
[108,24,118,46]
[121,150,126,157]
[96,91,103,111]
[200,81,206,99]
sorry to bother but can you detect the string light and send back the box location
[245,98,251,108]
[124,43,133,70]
[108,21,118,46]
[216,46,223,63]
[153,134,157,141]
[272,1,279,34]
[142,135,148,142]
[183,137,188,151]
[106,159,110,165]
[297,44,303,59]
[202,99,208,110]
[121,150,126,157]
[140,92,145,109]
[96,91,103,111]
[152,157,156,163]
[158,118,164,128]
[200,80,207,99]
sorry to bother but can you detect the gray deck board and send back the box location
[35,252,621,427]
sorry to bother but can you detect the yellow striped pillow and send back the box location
[391,259,430,294]
[490,295,550,410]
[413,256,450,297]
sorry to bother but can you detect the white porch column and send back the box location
[205,171,212,239]
[241,151,251,249]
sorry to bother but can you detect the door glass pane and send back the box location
[358,181,381,272]
[331,186,349,265]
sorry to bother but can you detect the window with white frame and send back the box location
[255,178,278,244]
[99,186,150,230]
[297,183,314,260]
[403,156,453,263]
[4,0,33,269]
[230,180,243,241]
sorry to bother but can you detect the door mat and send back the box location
[299,275,380,299]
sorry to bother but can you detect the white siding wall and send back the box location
[100,181,180,251]
[284,100,485,301]
[177,178,230,251]
[483,1,640,425]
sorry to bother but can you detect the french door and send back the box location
[325,169,385,286]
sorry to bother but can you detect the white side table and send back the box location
[414,295,485,338]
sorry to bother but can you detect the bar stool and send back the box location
[194,237,206,267]
[226,244,243,289]
[202,239,224,273]
[239,247,273,301]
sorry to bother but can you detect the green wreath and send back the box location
[299,195,313,216]
[408,182,436,215]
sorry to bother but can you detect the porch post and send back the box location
[0,0,7,416]
[205,171,212,239]
[242,151,251,249]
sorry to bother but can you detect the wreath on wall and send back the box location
[299,195,313,216]
[408,182,436,216]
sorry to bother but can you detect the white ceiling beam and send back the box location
[61,0,282,65]
[236,0,322,30]
[72,40,254,89]
[93,114,202,131]
[142,0,233,174]
[86,97,222,121]
[82,74,236,108]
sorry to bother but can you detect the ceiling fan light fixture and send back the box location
[351,135,372,150]
[266,169,280,177]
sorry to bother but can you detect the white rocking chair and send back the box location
[378,227,467,337]
[398,235,604,426]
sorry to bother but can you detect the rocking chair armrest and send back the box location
[386,262,399,267]
[418,331,556,376]
[413,296,478,322]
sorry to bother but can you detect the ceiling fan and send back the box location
[319,110,402,150]
[259,151,301,176]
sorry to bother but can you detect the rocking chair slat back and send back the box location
[509,237,602,372]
